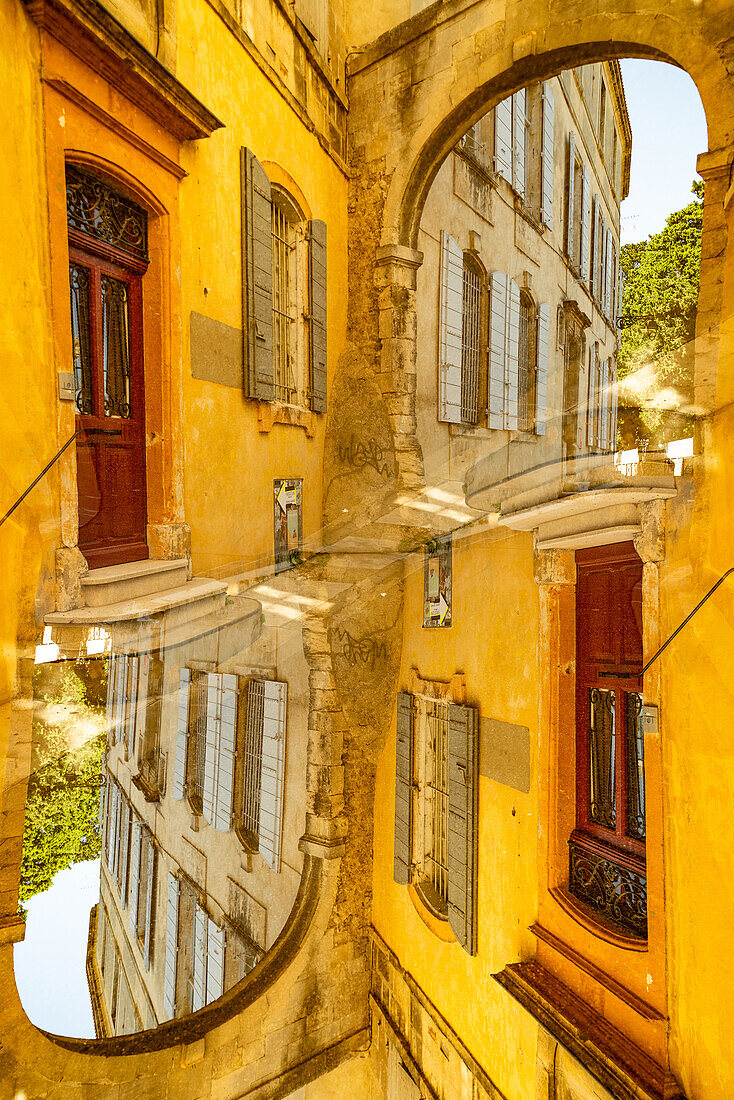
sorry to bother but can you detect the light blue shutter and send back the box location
[129,820,141,937]
[126,655,139,759]
[143,833,156,971]
[512,89,526,199]
[605,228,614,317]
[505,278,520,430]
[119,801,131,905]
[438,231,464,424]
[488,272,508,429]
[580,167,591,279]
[202,673,220,826]
[214,674,237,831]
[536,303,550,436]
[132,654,148,762]
[541,83,555,228]
[566,131,576,259]
[258,680,287,872]
[173,668,190,801]
[192,902,207,1012]
[206,919,225,1004]
[590,195,599,291]
[163,873,179,1020]
[494,98,513,183]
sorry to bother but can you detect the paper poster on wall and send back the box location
[274,478,303,571]
[423,533,452,627]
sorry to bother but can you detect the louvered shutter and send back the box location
[447,703,479,955]
[608,357,618,451]
[488,272,508,429]
[110,783,120,876]
[129,820,141,937]
[214,674,237,831]
[605,228,614,317]
[258,680,287,871]
[202,673,219,827]
[599,356,610,451]
[438,231,463,423]
[308,219,327,413]
[580,166,591,279]
[512,89,526,199]
[192,902,207,1012]
[505,278,520,431]
[143,833,156,970]
[106,654,116,739]
[394,692,413,885]
[98,768,107,850]
[173,668,190,801]
[126,655,139,759]
[566,131,576,259]
[113,654,127,745]
[163,873,179,1020]
[241,148,274,401]
[119,801,131,904]
[536,303,550,436]
[494,98,513,183]
[587,343,597,449]
[590,195,598,291]
[541,83,555,228]
[132,654,148,762]
[599,217,608,311]
[206,919,225,1004]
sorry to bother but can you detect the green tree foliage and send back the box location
[19,663,106,908]
[618,181,703,445]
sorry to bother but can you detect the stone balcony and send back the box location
[465,446,677,550]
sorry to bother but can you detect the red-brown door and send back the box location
[69,245,148,568]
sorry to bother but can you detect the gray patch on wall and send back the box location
[479,717,531,794]
[190,311,242,387]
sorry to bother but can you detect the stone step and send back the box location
[82,558,189,607]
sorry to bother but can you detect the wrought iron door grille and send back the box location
[425,701,450,904]
[461,264,481,423]
[569,838,647,939]
[66,165,148,260]
[626,692,646,839]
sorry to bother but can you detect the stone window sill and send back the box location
[257,401,315,436]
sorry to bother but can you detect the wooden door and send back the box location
[69,245,148,567]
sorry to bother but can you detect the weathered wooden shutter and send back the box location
[494,98,513,183]
[241,148,274,401]
[105,653,116,739]
[590,194,598,291]
[586,343,596,448]
[215,674,238,831]
[110,783,120,878]
[512,89,526,199]
[258,680,287,871]
[192,902,207,1012]
[143,833,156,970]
[126,655,139,759]
[599,216,608,310]
[206,919,225,1004]
[128,819,141,937]
[308,219,327,413]
[580,166,591,279]
[447,703,479,955]
[608,357,618,450]
[566,131,576,259]
[394,692,413,886]
[113,654,127,744]
[488,272,508,429]
[119,801,131,904]
[438,230,464,424]
[536,302,550,436]
[163,873,179,1020]
[541,83,555,228]
[173,667,190,801]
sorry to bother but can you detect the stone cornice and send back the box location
[23,0,223,142]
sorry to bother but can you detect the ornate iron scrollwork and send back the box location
[589,687,616,829]
[66,165,148,261]
[626,692,646,839]
[569,839,647,939]
[69,262,93,414]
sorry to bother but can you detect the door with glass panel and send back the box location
[67,167,148,567]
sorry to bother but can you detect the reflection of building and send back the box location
[85,584,308,1035]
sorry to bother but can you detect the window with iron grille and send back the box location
[271,190,309,407]
[461,258,482,424]
[237,680,265,851]
[409,697,451,916]
[186,671,209,814]
[517,292,537,431]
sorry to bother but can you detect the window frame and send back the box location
[517,290,538,432]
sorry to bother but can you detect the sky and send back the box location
[14,859,99,1038]
[619,59,708,244]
